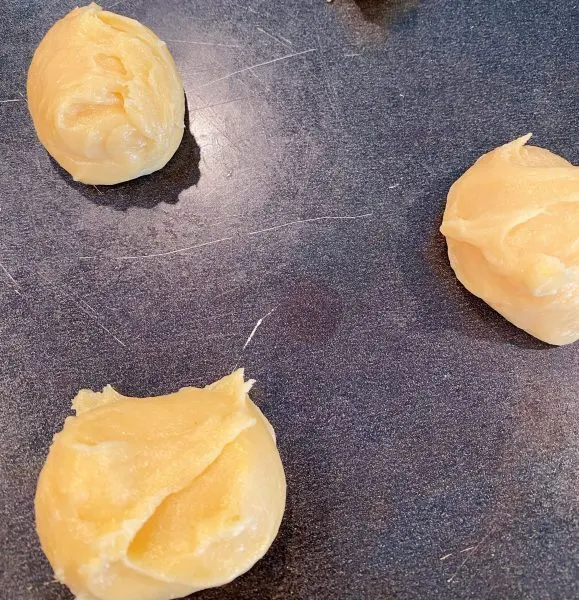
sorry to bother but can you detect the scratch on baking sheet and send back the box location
[246,65,275,99]
[38,274,126,348]
[344,52,361,58]
[81,213,371,261]
[78,298,99,317]
[315,35,342,124]
[81,236,234,261]
[107,0,131,9]
[200,48,316,88]
[275,33,294,48]
[440,553,453,561]
[80,305,127,348]
[247,67,265,85]
[189,91,244,152]
[0,98,24,104]
[231,1,261,16]
[245,77,272,146]
[192,95,253,112]
[256,26,293,50]
[446,529,494,584]
[199,51,271,152]
[166,38,241,48]
[388,183,400,189]
[248,212,372,236]
[0,262,22,296]
[420,159,436,177]
[92,185,103,195]
[231,308,277,370]
[242,308,276,351]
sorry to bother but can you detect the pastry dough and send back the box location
[35,370,286,600]
[27,3,185,185]
[440,134,579,345]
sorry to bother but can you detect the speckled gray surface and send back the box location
[0,1,578,599]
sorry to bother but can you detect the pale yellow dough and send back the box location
[27,3,185,185]
[35,370,286,600]
[440,134,579,345]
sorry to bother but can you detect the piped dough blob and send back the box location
[27,3,185,185]
[440,134,579,345]
[35,370,286,600]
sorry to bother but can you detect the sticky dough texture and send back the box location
[35,371,286,600]
[440,134,579,345]
[27,3,185,185]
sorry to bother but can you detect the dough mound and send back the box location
[35,370,286,600]
[440,134,579,345]
[27,3,185,185]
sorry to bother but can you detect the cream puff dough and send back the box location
[27,3,185,185]
[441,134,579,345]
[35,370,286,600]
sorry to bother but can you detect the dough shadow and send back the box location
[396,178,551,351]
[51,94,201,211]
[354,0,422,24]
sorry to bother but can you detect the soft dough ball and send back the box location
[27,3,185,185]
[35,370,286,600]
[440,134,579,345]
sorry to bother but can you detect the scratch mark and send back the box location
[191,94,244,153]
[231,2,259,14]
[242,308,276,351]
[191,95,253,112]
[256,26,293,50]
[388,183,400,189]
[315,36,342,124]
[440,553,453,561]
[107,0,131,9]
[92,185,103,195]
[166,38,240,48]
[201,50,274,152]
[0,262,22,295]
[447,529,494,584]
[276,34,294,48]
[80,213,371,262]
[89,317,126,348]
[247,67,265,84]
[344,52,361,57]
[246,65,275,98]
[74,303,126,348]
[36,273,126,348]
[81,236,234,261]
[78,298,99,317]
[0,98,24,104]
[200,48,316,88]
[248,212,372,236]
